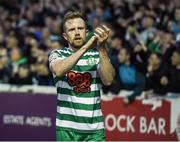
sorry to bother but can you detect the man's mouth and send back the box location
[74,37,82,40]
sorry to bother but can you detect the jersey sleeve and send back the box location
[49,49,64,63]
[48,49,65,71]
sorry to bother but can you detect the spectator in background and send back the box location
[168,49,180,93]
[169,8,180,34]
[137,15,156,44]
[118,47,145,104]
[145,53,170,95]
[9,64,32,85]
[6,34,19,49]
[0,47,10,83]
[9,47,29,84]
[109,35,123,64]
[31,48,53,85]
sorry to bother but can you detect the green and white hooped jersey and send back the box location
[49,47,104,133]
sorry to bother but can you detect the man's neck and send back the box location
[124,60,131,66]
[69,45,79,52]
[153,64,160,70]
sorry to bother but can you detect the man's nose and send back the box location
[75,28,80,35]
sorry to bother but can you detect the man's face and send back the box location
[6,36,18,48]
[10,48,21,62]
[148,54,161,66]
[111,37,122,50]
[118,49,129,63]
[171,51,180,66]
[142,17,154,28]
[175,8,180,22]
[63,18,87,48]
[19,66,29,78]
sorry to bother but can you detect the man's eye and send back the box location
[78,27,84,30]
[68,28,74,31]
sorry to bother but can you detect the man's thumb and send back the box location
[85,36,97,48]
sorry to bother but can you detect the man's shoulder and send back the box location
[49,48,69,63]
[50,47,72,57]
[50,47,68,54]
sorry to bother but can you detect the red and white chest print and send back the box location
[67,71,92,93]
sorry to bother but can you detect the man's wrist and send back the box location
[81,45,89,52]
[97,42,107,51]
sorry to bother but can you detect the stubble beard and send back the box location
[71,38,85,49]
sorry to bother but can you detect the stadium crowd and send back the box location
[0,0,180,103]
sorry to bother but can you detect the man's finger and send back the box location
[95,28,104,35]
[102,25,110,33]
[95,28,107,38]
[96,27,105,33]
[94,33,101,39]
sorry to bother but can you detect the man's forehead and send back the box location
[65,18,86,28]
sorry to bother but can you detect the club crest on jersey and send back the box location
[67,71,92,93]
[87,57,97,65]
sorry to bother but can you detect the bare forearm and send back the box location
[93,25,115,85]
[51,46,87,77]
[98,46,115,85]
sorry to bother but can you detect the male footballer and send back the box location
[49,11,115,141]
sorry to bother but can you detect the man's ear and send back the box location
[86,30,89,37]
[63,33,68,41]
